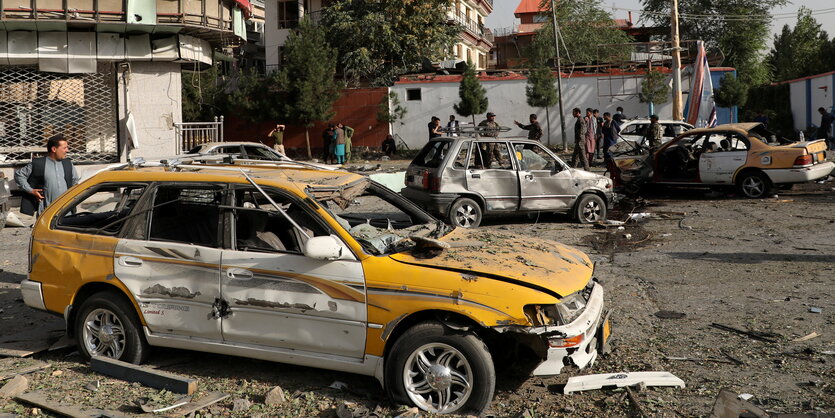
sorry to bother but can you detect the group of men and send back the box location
[570,107,629,171]
[319,123,354,164]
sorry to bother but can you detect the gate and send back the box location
[174,116,224,154]
[0,64,119,165]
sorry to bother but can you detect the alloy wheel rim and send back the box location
[743,177,764,197]
[583,200,602,222]
[403,343,473,413]
[82,308,126,358]
[455,204,477,227]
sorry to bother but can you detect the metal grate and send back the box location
[0,64,119,165]
[175,116,224,154]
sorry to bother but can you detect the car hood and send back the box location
[390,228,594,297]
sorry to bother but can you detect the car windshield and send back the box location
[308,179,449,256]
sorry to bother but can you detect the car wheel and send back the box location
[385,321,495,415]
[574,194,607,224]
[75,291,149,364]
[448,198,482,228]
[737,171,771,198]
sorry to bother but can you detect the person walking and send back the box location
[446,115,460,136]
[339,123,355,162]
[514,114,543,142]
[15,134,80,216]
[644,114,663,153]
[267,123,286,156]
[601,112,619,166]
[428,116,442,140]
[334,123,346,164]
[570,108,589,170]
[584,108,597,164]
[817,107,833,150]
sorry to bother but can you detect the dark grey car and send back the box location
[401,137,615,227]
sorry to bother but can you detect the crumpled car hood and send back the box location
[390,228,594,297]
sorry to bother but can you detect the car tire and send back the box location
[737,171,772,199]
[75,291,149,364]
[385,321,495,415]
[574,194,607,224]
[448,198,482,228]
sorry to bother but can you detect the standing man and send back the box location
[612,106,625,129]
[428,116,442,140]
[478,112,500,138]
[339,123,355,162]
[584,108,597,164]
[570,108,589,170]
[446,115,460,136]
[644,114,663,152]
[817,107,833,150]
[268,123,286,156]
[321,125,334,164]
[514,114,543,142]
[15,134,79,216]
[601,112,620,166]
[593,109,603,159]
[334,123,346,164]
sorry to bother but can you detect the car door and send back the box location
[513,142,575,211]
[114,183,224,340]
[466,140,519,211]
[699,133,749,184]
[219,185,367,358]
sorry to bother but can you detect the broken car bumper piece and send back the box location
[563,371,685,394]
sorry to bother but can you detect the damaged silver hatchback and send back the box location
[402,136,615,227]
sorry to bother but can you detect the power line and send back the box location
[606,5,835,22]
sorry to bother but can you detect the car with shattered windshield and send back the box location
[402,135,615,227]
[611,122,833,198]
[20,161,610,415]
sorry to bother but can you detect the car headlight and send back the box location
[524,290,589,327]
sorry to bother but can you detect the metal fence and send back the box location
[175,116,224,154]
[0,64,119,165]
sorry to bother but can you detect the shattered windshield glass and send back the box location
[309,180,449,256]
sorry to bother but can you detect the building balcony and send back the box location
[448,11,493,45]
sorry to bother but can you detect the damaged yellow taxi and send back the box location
[21,161,610,415]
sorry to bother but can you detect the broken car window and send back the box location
[56,184,146,234]
[243,146,281,161]
[230,186,328,254]
[513,143,557,171]
[148,185,224,247]
[311,181,445,255]
[411,140,451,168]
[452,142,471,169]
[471,142,513,170]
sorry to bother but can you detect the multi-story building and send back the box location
[264,0,493,72]
[447,0,494,70]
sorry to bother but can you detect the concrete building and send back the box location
[0,0,251,181]
[447,0,494,70]
[785,70,835,132]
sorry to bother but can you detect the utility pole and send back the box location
[551,0,568,150]
[671,0,683,121]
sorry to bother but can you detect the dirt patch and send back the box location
[582,225,655,257]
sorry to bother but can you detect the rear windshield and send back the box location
[411,140,452,168]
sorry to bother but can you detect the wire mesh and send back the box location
[0,63,119,165]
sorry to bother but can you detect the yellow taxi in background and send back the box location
[20,161,610,415]
[612,123,833,197]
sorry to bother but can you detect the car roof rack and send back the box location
[439,125,513,138]
[113,153,326,173]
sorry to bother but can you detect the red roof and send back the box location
[514,0,544,17]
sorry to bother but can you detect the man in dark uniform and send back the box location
[514,114,543,142]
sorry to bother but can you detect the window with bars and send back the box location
[0,64,119,165]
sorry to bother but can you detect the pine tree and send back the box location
[277,18,343,159]
[714,72,748,108]
[525,66,558,145]
[454,62,488,126]
[639,69,670,117]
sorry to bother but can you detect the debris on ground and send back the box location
[710,389,769,418]
[0,374,28,398]
[162,392,229,417]
[710,323,781,343]
[265,385,286,406]
[809,307,822,313]
[0,321,65,358]
[90,356,198,394]
[790,332,820,342]
[0,359,50,381]
[16,390,132,418]
[654,310,686,319]
[563,371,685,394]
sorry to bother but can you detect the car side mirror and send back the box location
[303,235,343,260]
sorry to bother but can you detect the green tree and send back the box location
[641,0,786,87]
[525,66,558,144]
[320,0,460,86]
[276,18,343,159]
[453,61,488,126]
[526,0,633,67]
[639,69,669,116]
[768,7,832,82]
[182,64,229,122]
[226,68,284,123]
[714,72,748,108]
[377,91,407,134]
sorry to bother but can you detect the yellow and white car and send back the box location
[20,162,610,414]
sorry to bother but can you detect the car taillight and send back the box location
[793,155,813,167]
[430,177,441,193]
[422,171,430,189]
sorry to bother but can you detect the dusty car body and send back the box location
[20,162,610,415]
[0,174,9,230]
[616,119,693,146]
[402,136,615,227]
[611,123,833,197]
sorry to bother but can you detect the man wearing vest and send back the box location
[15,134,79,216]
